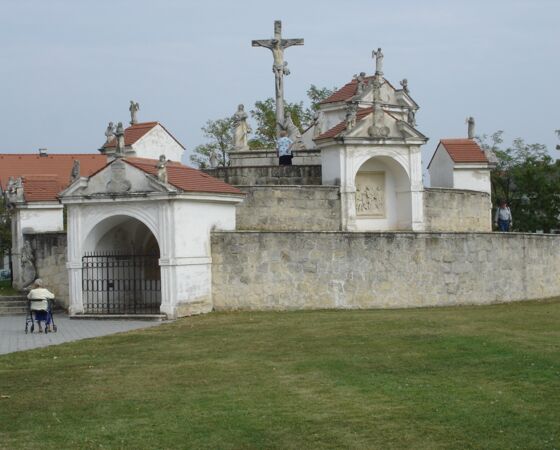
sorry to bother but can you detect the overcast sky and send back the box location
[0,0,558,167]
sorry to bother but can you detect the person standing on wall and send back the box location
[494,200,513,232]
[277,130,294,166]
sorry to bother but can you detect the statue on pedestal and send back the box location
[157,155,168,183]
[372,48,384,75]
[232,104,251,151]
[129,101,140,125]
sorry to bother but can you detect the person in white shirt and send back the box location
[27,279,55,332]
[494,200,513,232]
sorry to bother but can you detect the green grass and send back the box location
[0,279,18,296]
[1,300,559,449]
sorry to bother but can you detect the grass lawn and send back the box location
[0,279,18,296]
[1,300,559,449]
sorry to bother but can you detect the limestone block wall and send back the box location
[424,188,492,232]
[25,232,69,308]
[204,165,322,186]
[211,231,560,310]
[236,186,341,231]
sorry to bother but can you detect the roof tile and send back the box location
[440,139,489,164]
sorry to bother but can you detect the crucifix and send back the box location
[252,20,304,138]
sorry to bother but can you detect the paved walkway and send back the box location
[0,314,167,355]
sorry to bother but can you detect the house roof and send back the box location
[315,107,373,140]
[438,139,489,164]
[320,76,398,105]
[124,157,242,196]
[103,122,185,150]
[21,175,64,202]
[0,153,107,201]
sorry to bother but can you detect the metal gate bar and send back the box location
[82,252,161,314]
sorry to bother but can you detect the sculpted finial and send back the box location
[467,116,475,139]
[345,101,358,131]
[400,79,409,94]
[70,159,80,182]
[157,154,168,183]
[115,122,125,157]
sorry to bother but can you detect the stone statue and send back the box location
[232,104,251,151]
[355,72,367,96]
[115,122,125,157]
[6,177,24,204]
[312,111,324,139]
[157,154,168,183]
[345,102,358,131]
[252,20,304,137]
[372,48,384,75]
[104,122,115,143]
[407,108,416,126]
[129,101,140,125]
[209,152,218,169]
[400,79,409,94]
[467,116,475,139]
[284,114,303,150]
[70,159,80,182]
[20,240,36,288]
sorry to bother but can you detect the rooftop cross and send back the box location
[252,20,304,138]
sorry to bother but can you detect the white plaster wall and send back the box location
[429,144,454,188]
[19,206,63,234]
[453,168,491,194]
[321,146,343,185]
[85,163,156,194]
[132,125,184,162]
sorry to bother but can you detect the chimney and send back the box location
[38,148,48,157]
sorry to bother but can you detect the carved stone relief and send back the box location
[355,171,385,217]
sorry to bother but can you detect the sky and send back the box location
[0,0,558,168]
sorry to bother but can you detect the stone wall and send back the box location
[211,231,560,310]
[204,165,322,186]
[424,188,491,232]
[25,232,69,308]
[236,186,341,231]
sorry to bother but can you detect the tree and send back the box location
[189,117,234,169]
[477,131,560,232]
[249,84,336,149]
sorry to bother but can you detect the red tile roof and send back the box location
[21,175,64,202]
[124,157,242,196]
[0,154,107,200]
[315,107,373,140]
[439,139,489,164]
[103,122,185,150]
[320,75,397,104]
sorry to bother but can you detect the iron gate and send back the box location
[82,252,161,314]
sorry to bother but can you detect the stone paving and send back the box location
[0,314,167,355]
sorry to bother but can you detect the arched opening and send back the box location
[354,156,412,230]
[81,215,161,314]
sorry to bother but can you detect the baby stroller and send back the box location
[25,298,57,334]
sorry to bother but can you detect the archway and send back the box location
[354,156,412,230]
[81,215,161,314]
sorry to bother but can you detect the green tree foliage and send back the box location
[189,117,234,169]
[249,84,336,149]
[478,131,560,232]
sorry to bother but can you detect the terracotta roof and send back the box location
[103,122,185,150]
[439,139,489,164]
[103,122,158,148]
[315,107,373,140]
[0,154,107,201]
[124,157,242,196]
[21,175,64,202]
[321,75,398,104]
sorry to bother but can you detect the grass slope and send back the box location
[1,300,559,449]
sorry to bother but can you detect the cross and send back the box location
[252,20,304,138]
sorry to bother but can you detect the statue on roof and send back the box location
[232,104,251,151]
[157,155,168,183]
[407,108,416,127]
[467,116,475,139]
[372,48,384,75]
[345,101,358,131]
[115,122,125,157]
[70,159,80,183]
[354,72,368,96]
[104,122,115,143]
[400,79,409,94]
[312,111,324,139]
[129,101,140,125]
[371,75,384,102]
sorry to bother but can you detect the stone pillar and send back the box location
[66,206,84,314]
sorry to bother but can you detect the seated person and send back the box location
[27,279,55,331]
